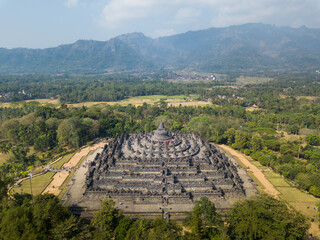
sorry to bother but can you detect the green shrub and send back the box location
[243,149,251,155]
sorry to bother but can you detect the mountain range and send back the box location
[1,23,320,74]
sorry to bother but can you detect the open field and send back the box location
[236,76,273,84]
[10,172,55,196]
[220,144,320,238]
[67,94,209,107]
[0,95,213,108]
[0,99,58,108]
[26,99,59,105]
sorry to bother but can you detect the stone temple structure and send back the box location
[63,123,257,219]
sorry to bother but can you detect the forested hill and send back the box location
[1,23,320,74]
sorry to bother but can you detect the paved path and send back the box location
[218,145,280,196]
[63,146,104,205]
[43,142,106,196]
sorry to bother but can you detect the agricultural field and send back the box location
[236,76,273,84]
[68,94,208,107]
[0,94,210,108]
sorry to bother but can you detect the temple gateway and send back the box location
[63,123,257,219]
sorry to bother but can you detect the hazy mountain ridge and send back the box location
[1,23,320,74]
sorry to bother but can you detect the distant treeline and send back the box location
[0,73,211,103]
[0,73,319,103]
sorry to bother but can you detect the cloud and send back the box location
[99,0,320,31]
[100,0,157,28]
[65,0,79,8]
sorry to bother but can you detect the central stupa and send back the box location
[152,122,171,141]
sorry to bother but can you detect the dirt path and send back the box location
[43,142,106,195]
[219,145,280,196]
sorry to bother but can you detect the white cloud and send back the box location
[100,0,157,28]
[65,0,79,8]
[99,0,320,32]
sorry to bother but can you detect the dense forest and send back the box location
[0,73,320,238]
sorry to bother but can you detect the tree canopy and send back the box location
[226,194,309,240]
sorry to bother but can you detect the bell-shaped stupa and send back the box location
[152,122,171,141]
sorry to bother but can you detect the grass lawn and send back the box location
[11,172,55,196]
[263,171,280,178]
[267,177,290,187]
[50,153,74,169]
[278,187,315,203]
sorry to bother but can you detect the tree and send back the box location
[147,218,182,240]
[52,215,93,240]
[249,133,264,152]
[57,117,86,148]
[184,197,224,240]
[309,186,320,197]
[0,194,72,240]
[188,116,211,138]
[10,144,30,165]
[92,200,122,240]
[233,130,250,150]
[227,194,309,240]
[194,197,223,227]
[287,124,300,135]
[306,134,320,146]
[170,121,183,132]
[0,178,8,201]
[124,218,152,240]
[223,128,236,145]
[114,217,133,240]
[0,143,12,154]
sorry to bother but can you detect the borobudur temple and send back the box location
[63,123,257,219]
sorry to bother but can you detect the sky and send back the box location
[1,0,320,49]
